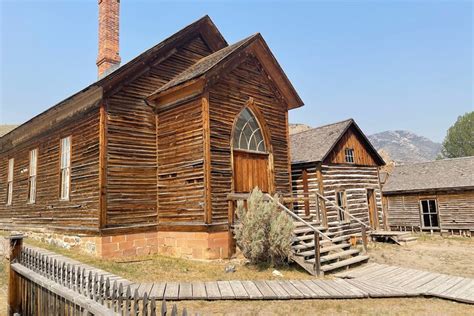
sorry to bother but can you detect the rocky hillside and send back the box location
[368,130,441,163]
[0,125,17,137]
[289,123,312,135]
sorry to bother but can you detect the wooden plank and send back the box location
[205,281,221,300]
[191,282,207,300]
[300,280,329,297]
[228,281,249,299]
[288,280,315,298]
[178,282,193,300]
[408,272,442,290]
[217,281,235,299]
[345,279,391,297]
[163,282,179,300]
[253,281,277,299]
[137,283,154,298]
[277,281,304,299]
[428,276,465,296]
[334,278,367,298]
[441,278,473,297]
[241,281,263,299]
[312,280,345,298]
[417,275,452,293]
[148,282,166,300]
[265,281,290,299]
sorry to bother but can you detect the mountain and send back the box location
[289,123,312,135]
[0,125,18,137]
[368,130,441,164]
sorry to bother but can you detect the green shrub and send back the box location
[234,187,294,266]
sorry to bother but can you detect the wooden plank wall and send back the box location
[325,127,377,166]
[105,36,212,227]
[291,163,319,217]
[321,164,383,231]
[208,56,291,222]
[0,109,100,232]
[385,191,474,231]
[156,97,205,223]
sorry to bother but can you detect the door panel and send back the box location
[233,150,269,193]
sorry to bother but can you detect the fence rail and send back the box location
[6,235,189,316]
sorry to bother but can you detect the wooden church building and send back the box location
[0,1,303,259]
[290,119,386,236]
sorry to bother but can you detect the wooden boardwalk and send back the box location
[26,246,473,304]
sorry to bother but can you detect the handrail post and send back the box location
[361,225,368,253]
[228,200,236,258]
[7,234,24,316]
[313,231,321,276]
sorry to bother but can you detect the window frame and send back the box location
[232,108,267,154]
[28,148,38,204]
[419,198,440,229]
[59,136,72,201]
[335,190,348,222]
[344,148,355,163]
[6,158,14,206]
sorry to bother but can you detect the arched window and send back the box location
[233,108,266,153]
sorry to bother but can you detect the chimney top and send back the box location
[96,0,121,79]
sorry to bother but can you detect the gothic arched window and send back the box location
[233,108,266,153]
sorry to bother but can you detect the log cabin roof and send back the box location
[0,16,227,152]
[383,156,474,194]
[147,33,304,110]
[290,118,384,165]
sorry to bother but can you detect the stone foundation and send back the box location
[7,230,230,260]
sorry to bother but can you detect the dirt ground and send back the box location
[0,234,473,315]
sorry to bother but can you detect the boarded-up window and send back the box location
[344,148,354,163]
[28,148,38,203]
[233,108,266,153]
[6,158,14,205]
[336,190,346,221]
[60,136,71,200]
[420,199,439,228]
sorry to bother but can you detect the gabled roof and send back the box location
[382,156,474,194]
[290,118,384,165]
[147,33,304,109]
[1,16,227,151]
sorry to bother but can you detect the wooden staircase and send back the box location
[289,218,369,276]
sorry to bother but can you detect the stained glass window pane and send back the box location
[233,108,266,153]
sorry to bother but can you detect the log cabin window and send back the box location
[6,158,14,205]
[344,148,354,163]
[28,148,38,204]
[60,136,71,200]
[233,108,266,153]
[420,199,439,228]
[336,190,346,222]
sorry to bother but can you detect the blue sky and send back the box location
[1,0,472,142]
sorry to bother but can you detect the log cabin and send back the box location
[290,119,386,237]
[382,156,474,235]
[0,1,303,259]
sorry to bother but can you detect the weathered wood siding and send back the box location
[321,164,383,232]
[385,191,474,231]
[105,36,213,227]
[209,56,291,222]
[156,97,205,223]
[0,109,100,232]
[326,126,378,166]
[291,163,320,217]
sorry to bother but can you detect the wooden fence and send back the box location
[6,235,189,316]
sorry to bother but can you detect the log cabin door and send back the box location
[367,189,378,229]
[232,107,271,193]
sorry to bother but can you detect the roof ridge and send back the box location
[290,118,353,137]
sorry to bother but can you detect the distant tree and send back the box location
[438,111,474,159]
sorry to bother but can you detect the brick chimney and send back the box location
[96,0,121,79]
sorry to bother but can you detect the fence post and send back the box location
[361,225,368,253]
[313,231,321,277]
[7,234,24,316]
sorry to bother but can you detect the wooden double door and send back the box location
[233,150,269,193]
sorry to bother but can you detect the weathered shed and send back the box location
[382,157,474,233]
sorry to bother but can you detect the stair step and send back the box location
[293,226,327,235]
[320,235,350,245]
[292,242,351,253]
[307,249,361,263]
[321,255,370,272]
[293,221,321,228]
[295,231,340,242]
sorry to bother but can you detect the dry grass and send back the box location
[368,233,474,277]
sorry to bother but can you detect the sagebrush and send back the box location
[234,188,294,266]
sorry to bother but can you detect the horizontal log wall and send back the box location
[291,163,319,217]
[208,55,291,222]
[321,164,383,233]
[105,36,212,227]
[0,109,100,232]
[386,191,474,231]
